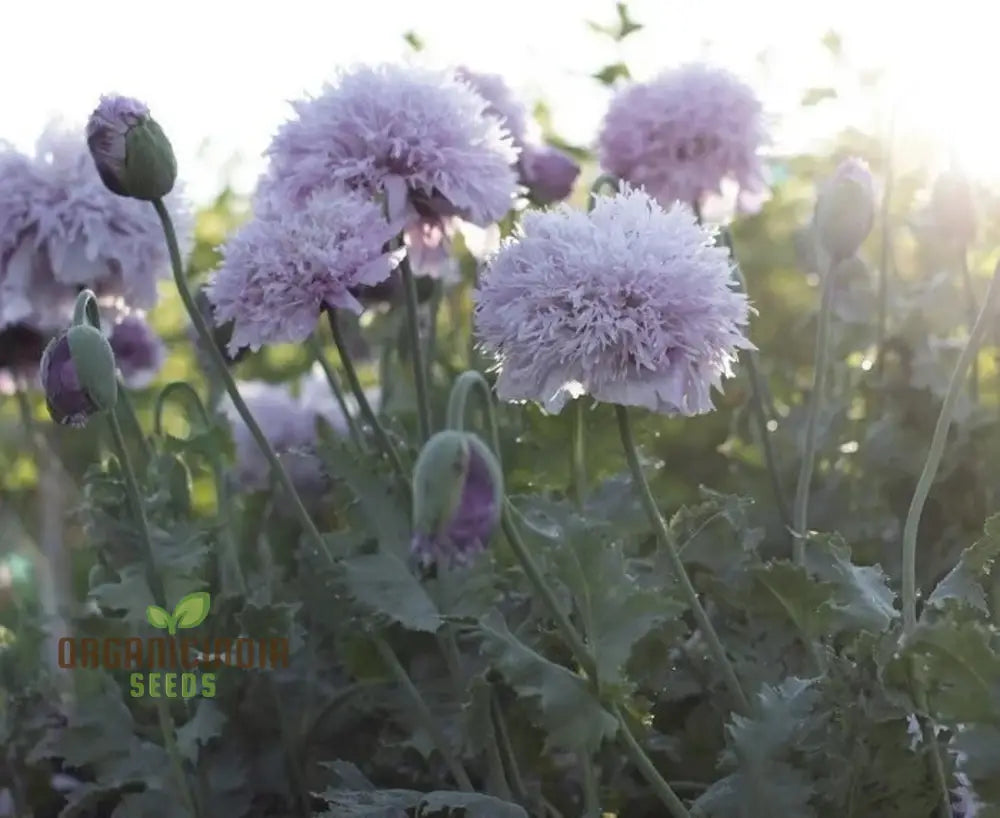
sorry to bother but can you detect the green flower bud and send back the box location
[411,430,503,568]
[86,94,177,201]
[40,325,118,427]
[815,157,875,262]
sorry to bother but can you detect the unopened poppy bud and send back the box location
[815,157,875,262]
[522,145,581,204]
[86,94,177,201]
[40,325,118,427]
[931,171,976,245]
[411,430,503,568]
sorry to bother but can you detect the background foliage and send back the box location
[4,6,1000,818]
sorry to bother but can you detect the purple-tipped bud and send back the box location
[815,157,875,262]
[931,171,976,245]
[108,315,165,388]
[40,325,117,427]
[411,430,503,568]
[522,145,581,204]
[86,94,177,201]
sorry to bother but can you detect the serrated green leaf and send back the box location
[593,63,630,85]
[802,533,897,634]
[417,791,528,816]
[477,609,617,753]
[145,605,171,630]
[173,591,211,630]
[175,699,226,764]
[749,560,836,638]
[315,419,411,558]
[318,787,422,816]
[343,552,442,633]
[927,513,1000,614]
[898,618,1000,723]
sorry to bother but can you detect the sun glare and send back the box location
[883,19,1000,181]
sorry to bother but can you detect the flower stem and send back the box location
[721,229,791,536]
[874,109,895,392]
[399,253,433,442]
[960,247,979,402]
[792,257,838,564]
[902,261,1000,634]
[151,198,330,562]
[446,370,502,460]
[106,410,167,609]
[154,381,245,594]
[326,309,409,485]
[500,503,595,679]
[114,382,152,471]
[612,703,692,818]
[491,692,527,802]
[570,399,587,508]
[615,405,751,715]
[374,635,474,791]
[155,699,201,818]
[307,335,365,451]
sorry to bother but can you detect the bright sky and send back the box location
[1,0,996,204]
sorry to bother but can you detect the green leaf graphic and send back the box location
[172,592,211,630]
[146,605,171,630]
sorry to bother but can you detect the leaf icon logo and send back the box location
[145,592,212,635]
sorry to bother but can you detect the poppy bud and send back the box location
[815,157,875,262]
[86,94,177,201]
[40,325,117,427]
[411,430,503,568]
[522,145,580,204]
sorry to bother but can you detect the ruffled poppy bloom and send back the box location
[598,63,766,209]
[474,184,753,415]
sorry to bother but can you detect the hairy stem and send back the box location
[792,257,837,563]
[399,253,433,441]
[616,405,751,714]
[902,262,1000,634]
[152,198,330,562]
[307,335,365,451]
[374,636,474,791]
[326,309,409,485]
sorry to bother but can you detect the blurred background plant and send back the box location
[3,3,1000,817]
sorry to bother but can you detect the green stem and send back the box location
[911,657,954,818]
[114,383,152,470]
[902,262,1000,634]
[427,279,443,372]
[615,405,751,715]
[446,370,502,460]
[155,699,201,818]
[107,410,167,609]
[326,309,409,485]
[399,253,433,442]
[151,198,330,562]
[491,692,527,802]
[500,504,596,680]
[721,230,791,535]
[307,335,365,451]
[571,399,587,508]
[612,703,692,818]
[374,636,474,791]
[792,256,837,564]
[154,381,245,594]
[581,753,600,817]
[959,247,979,402]
[875,122,894,388]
